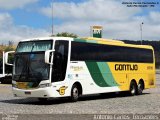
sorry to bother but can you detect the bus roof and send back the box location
[19,37,153,50]
[81,37,125,44]
[75,37,153,50]
[19,37,73,42]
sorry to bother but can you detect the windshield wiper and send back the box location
[18,43,35,81]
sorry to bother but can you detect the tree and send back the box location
[8,40,14,46]
[51,32,78,38]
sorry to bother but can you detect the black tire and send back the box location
[129,81,137,96]
[71,85,79,102]
[38,98,48,102]
[137,81,144,95]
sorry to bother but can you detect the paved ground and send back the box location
[0,72,160,120]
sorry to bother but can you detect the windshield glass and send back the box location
[16,40,52,52]
[13,40,52,82]
[13,53,50,82]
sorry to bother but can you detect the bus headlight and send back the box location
[39,83,51,88]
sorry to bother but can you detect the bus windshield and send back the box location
[13,40,52,82]
[16,40,52,52]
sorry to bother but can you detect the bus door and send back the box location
[51,40,69,82]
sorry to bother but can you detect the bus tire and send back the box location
[71,84,79,102]
[38,98,48,102]
[137,80,144,95]
[129,81,137,96]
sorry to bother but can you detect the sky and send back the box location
[0,0,160,44]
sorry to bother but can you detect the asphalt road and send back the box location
[0,73,160,120]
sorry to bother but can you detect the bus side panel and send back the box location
[108,62,130,91]
[108,62,155,90]
[69,61,155,95]
[69,62,121,95]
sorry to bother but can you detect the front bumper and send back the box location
[12,87,60,98]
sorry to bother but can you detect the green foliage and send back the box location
[4,46,15,52]
[52,32,78,38]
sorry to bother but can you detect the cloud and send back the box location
[0,0,39,10]
[0,13,50,44]
[149,11,160,24]
[41,0,141,21]
[40,0,160,40]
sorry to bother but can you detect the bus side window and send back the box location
[52,40,69,82]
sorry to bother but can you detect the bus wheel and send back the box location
[38,98,48,102]
[129,81,137,96]
[137,81,144,95]
[71,85,79,102]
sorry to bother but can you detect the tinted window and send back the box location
[52,40,69,82]
[71,41,153,63]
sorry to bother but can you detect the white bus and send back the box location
[0,51,12,84]
[5,37,155,102]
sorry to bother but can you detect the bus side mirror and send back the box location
[45,50,55,64]
[4,51,15,66]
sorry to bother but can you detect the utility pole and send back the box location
[140,22,144,45]
[51,0,54,36]
[2,51,5,76]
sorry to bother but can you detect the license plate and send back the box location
[25,91,31,95]
[17,82,28,89]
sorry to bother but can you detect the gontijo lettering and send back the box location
[115,64,138,71]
